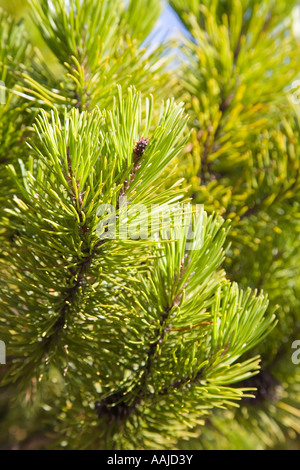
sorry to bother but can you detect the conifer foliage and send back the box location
[0,0,299,451]
[170,0,300,450]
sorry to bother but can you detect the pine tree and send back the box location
[170,0,300,450]
[0,0,298,451]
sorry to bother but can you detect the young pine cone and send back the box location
[133,137,149,161]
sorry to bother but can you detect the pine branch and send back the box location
[17,0,171,113]
[170,0,300,449]
[0,88,189,387]
[91,209,275,442]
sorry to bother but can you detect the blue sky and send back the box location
[145,3,189,50]
[154,4,188,41]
